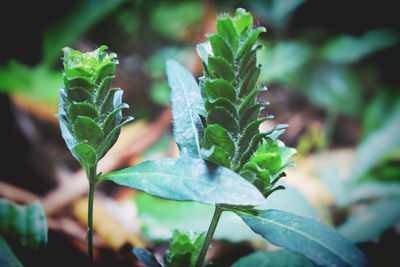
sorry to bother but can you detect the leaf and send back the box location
[207,107,239,132]
[208,34,234,63]
[204,124,235,156]
[321,29,399,64]
[205,97,237,116]
[232,249,315,267]
[101,157,265,206]
[339,197,400,243]
[68,102,99,121]
[73,116,104,147]
[350,104,400,181]
[0,200,47,249]
[167,230,205,267]
[233,8,253,34]
[73,143,97,170]
[239,65,261,97]
[217,16,239,52]
[133,248,162,267]
[237,27,266,60]
[208,56,234,81]
[204,79,237,102]
[0,236,23,267]
[166,60,205,158]
[236,209,366,267]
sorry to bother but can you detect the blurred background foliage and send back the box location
[0,0,399,266]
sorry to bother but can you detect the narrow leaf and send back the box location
[166,60,205,158]
[0,236,23,267]
[101,157,265,206]
[208,56,234,81]
[209,34,234,63]
[237,209,367,267]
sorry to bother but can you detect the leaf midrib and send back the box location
[247,214,355,266]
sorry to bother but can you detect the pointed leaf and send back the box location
[205,97,237,116]
[102,103,129,134]
[217,16,239,52]
[167,60,205,158]
[239,65,261,97]
[236,209,367,267]
[74,116,104,147]
[100,88,122,114]
[204,124,235,156]
[101,157,265,206]
[208,34,234,63]
[207,107,239,132]
[66,86,92,103]
[238,27,266,60]
[208,56,234,81]
[72,143,97,169]
[95,75,114,103]
[204,79,237,102]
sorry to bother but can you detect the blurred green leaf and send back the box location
[237,209,366,267]
[0,200,47,249]
[321,29,399,64]
[0,62,61,102]
[101,157,265,206]
[42,0,126,65]
[150,1,203,42]
[134,193,259,242]
[339,197,400,243]
[298,63,363,116]
[149,82,170,106]
[258,41,312,83]
[232,249,315,267]
[351,104,400,181]
[250,0,306,31]
[0,236,23,267]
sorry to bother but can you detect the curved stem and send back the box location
[195,206,223,267]
[87,166,97,262]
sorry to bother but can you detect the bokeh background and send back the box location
[1,0,399,266]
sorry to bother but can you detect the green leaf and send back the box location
[100,88,122,114]
[132,248,161,267]
[339,197,400,243]
[237,27,266,60]
[0,200,47,249]
[166,60,205,158]
[236,209,366,267]
[239,65,261,97]
[167,230,205,267]
[0,236,23,267]
[95,76,113,103]
[205,97,237,116]
[204,79,237,102]
[207,56,234,81]
[101,157,265,206]
[73,143,97,170]
[233,8,253,34]
[232,249,315,267]
[321,29,399,64]
[196,42,212,64]
[217,16,239,52]
[73,116,104,147]
[68,102,99,121]
[208,34,234,63]
[350,104,400,181]
[102,103,129,134]
[66,87,93,103]
[204,124,235,156]
[207,107,239,132]
[206,146,231,168]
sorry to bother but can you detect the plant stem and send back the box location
[87,166,97,262]
[195,206,223,267]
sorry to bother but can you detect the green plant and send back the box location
[59,9,367,267]
[99,9,367,267]
[57,45,133,261]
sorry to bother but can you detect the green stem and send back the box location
[195,206,223,267]
[87,166,97,262]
